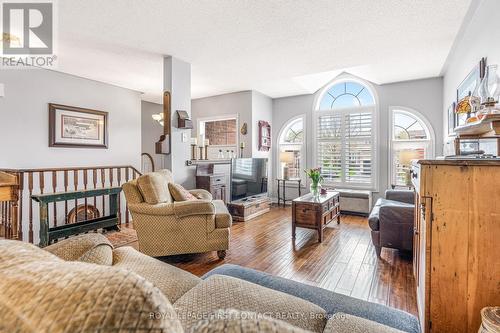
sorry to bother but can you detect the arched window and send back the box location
[390,108,434,187]
[278,116,305,181]
[314,79,377,189]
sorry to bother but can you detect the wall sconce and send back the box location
[152,112,164,126]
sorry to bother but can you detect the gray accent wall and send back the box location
[191,91,253,159]
[0,69,142,169]
[442,0,500,154]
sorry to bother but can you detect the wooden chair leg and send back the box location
[217,250,227,260]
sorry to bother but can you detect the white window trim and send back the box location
[312,76,379,191]
[387,106,436,187]
[276,114,307,186]
[197,114,239,148]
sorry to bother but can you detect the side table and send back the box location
[276,178,301,207]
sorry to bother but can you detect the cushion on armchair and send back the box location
[168,183,198,201]
[137,170,174,204]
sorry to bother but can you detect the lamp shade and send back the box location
[399,149,420,166]
[280,151,294,164]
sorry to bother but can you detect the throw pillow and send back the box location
[168,183,198,201]
[136,172,173,204]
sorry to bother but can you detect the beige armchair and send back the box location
[122,170,231,259]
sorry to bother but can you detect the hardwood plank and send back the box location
[113,206,417,316]
[350,263,375,300]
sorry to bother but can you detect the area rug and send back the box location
[105,226,138,248]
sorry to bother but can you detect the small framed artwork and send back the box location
[49,104,108,148]
[447,102,456,136]
[258,120,271,151]
[456,57,486,103]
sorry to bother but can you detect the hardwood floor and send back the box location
[148,206,417,316]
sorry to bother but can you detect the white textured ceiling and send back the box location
[56,0,472,103]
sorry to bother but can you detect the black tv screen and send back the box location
[231,158,268,201]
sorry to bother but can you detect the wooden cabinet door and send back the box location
[427,165,470,333]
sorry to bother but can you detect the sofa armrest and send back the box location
[44,233,113,265]
[368,203,381,231]
[324,313,405,333]
[173,200,215,218]
[128,202,175,216]
[385,190,414,204]
[189,189,213,201]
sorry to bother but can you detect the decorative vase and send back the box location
[478,65,500,115]
[310,182,322,197]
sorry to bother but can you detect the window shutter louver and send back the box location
[316,109,374,187]
[344,112,372,184]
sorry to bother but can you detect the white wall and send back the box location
[272,77,443,202]
[141,101,164,171]
[442,0,500,154]
[0,69,142,169]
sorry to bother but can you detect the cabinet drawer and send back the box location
[210,175,225,185]
[295,204,317,225]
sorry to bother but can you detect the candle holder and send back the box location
[198,146,204,160]
[191,144,197,160]
[239,146,244,158]
[204,145,209,160]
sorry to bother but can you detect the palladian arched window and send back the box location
[390,108,434,187]
[315,80,377,189]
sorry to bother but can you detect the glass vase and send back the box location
[310,182,322,197]
[478,65,500,115]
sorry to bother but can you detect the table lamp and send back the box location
[399,150,420,186]
[280,152,294,180]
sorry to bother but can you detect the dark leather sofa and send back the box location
[368,190,415,256]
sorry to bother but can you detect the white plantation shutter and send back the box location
[316,107,375,188]
[317,114,342,182]
[344,111,372,184]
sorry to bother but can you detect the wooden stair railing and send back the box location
[0,166,141,244]
[0,171,19,240]
[32,187,122,247]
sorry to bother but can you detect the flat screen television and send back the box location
[231,158,268,201]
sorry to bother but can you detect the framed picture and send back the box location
[447,102,456,136]
[456,57,486,103]
[49,104,108,148]
[258,120,271,151]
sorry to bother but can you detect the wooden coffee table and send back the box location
[292,191,340,242]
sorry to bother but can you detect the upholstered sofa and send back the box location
[368,190,415,256]
[122,169,232,259]
[0,234,419,333]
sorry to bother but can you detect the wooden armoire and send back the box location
[411,159,500,333]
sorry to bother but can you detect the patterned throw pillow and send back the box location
[168,183,198,201]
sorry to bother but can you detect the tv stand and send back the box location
[227,196,271,222]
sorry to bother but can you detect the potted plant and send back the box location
[304,168,323,197]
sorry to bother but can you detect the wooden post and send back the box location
[39,202,49,247]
